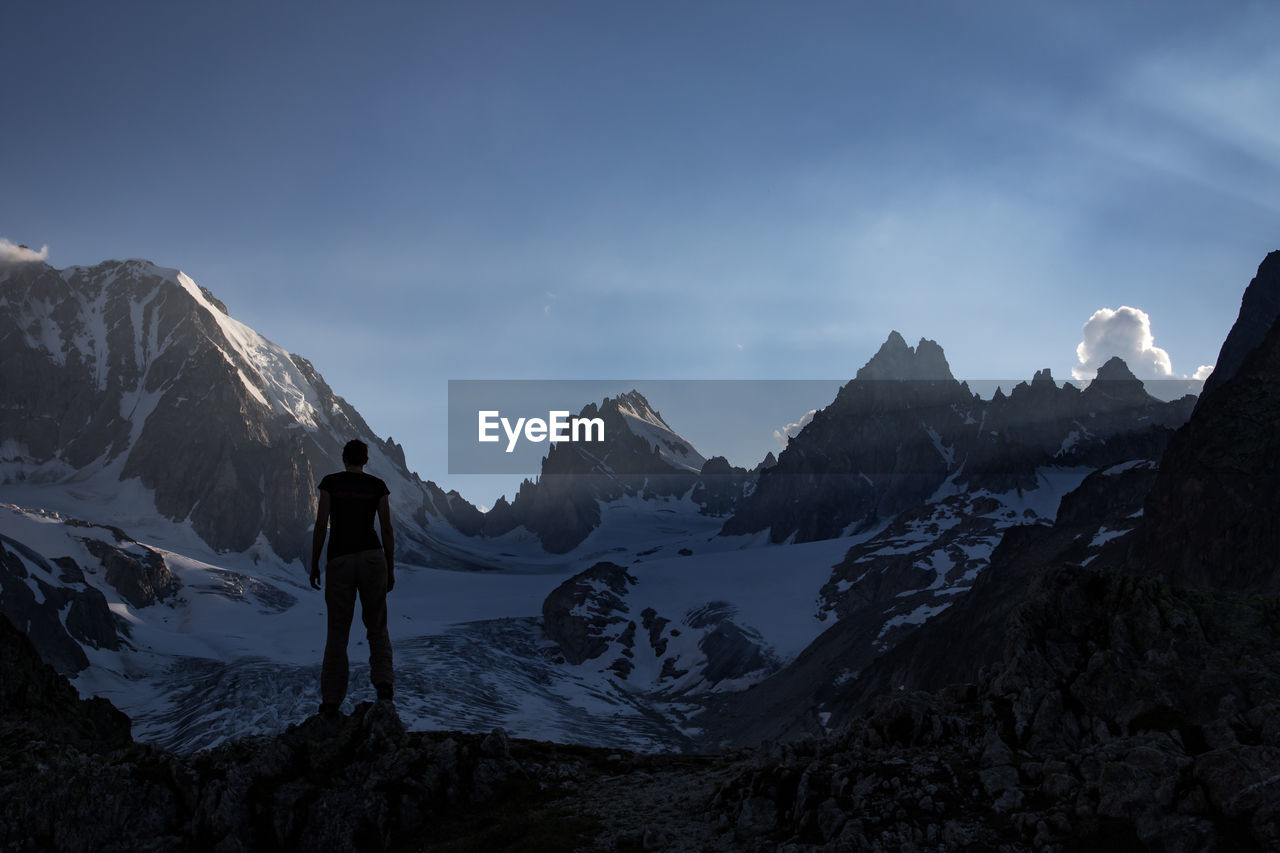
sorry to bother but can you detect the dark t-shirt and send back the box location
[318,471,391,562]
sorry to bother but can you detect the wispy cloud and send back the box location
[0,238,49,264]
[1064,19,1280,215]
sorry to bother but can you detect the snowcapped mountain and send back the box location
[0,256,484,566]
[593,390,707,474]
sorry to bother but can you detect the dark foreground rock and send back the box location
[713,566,1280,852]
[7,553,1280,852]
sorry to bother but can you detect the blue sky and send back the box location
[4,1,1279,505]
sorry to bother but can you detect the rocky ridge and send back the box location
[721,334,1193,544]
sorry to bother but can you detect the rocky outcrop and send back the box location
[542,561,637,665]
[0,611,130,750]
[82,536,177,609]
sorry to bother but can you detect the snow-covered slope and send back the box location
[0,495,840,753]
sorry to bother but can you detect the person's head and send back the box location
[342,439,369,468]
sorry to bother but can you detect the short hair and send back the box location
[342,439,369,466]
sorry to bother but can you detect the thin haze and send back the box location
[3,1,1278,505]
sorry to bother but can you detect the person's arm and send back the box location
[310,490,330,590]
[377,494,395,591]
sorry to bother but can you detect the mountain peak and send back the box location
[855,332,955,382]
[610,389,659,417]
[1093,356,1138,383]
[1081,356,1154,408]
[599,390,705,474]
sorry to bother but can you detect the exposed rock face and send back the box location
[0,258,474,564]
[1199,249,1280,403]
[1141,309,1280,593]
[81,535,177,609]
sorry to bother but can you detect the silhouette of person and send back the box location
[310,439,395,716]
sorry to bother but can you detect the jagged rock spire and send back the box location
[855,331,955,382]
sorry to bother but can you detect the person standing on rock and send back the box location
[310,439,395,716]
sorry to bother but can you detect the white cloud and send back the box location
[773,408,817,446]
[0,238,49,264]
[1192,364,1215,381]
[1072,305,1190,381]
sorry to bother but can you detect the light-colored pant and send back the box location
[321,548,393,705]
